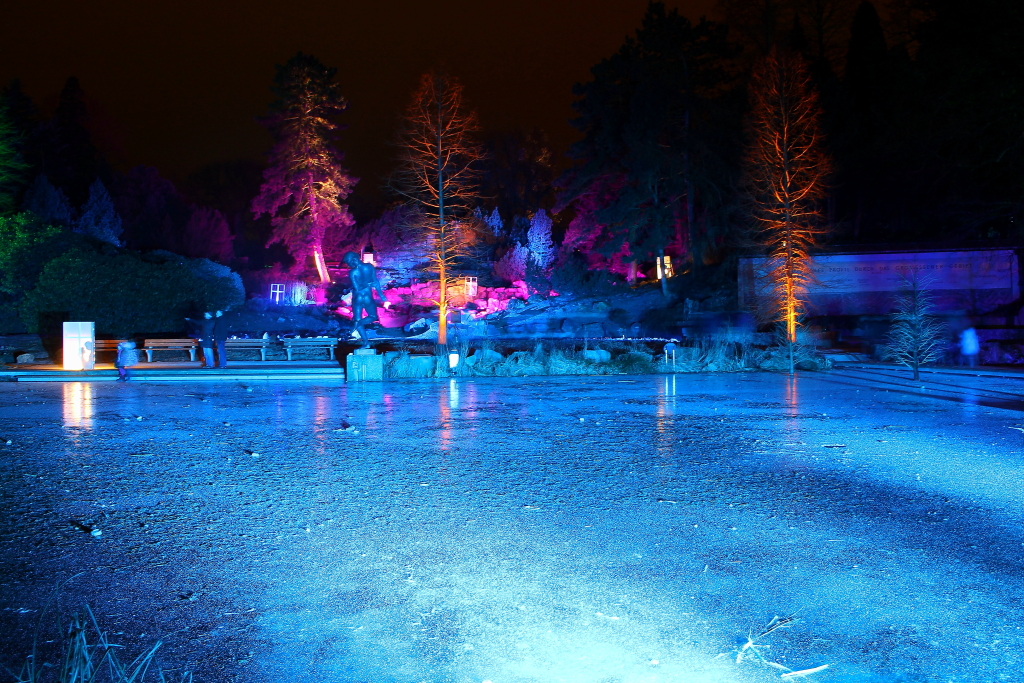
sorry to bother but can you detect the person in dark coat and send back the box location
[115,341,139,381]
[192,312,217,368]
[212,310,229,368]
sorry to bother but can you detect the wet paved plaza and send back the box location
[1,370,1023,683]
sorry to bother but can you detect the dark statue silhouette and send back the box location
[343,251,390,347]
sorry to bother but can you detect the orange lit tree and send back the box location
[744,46,831,374]
[252,53,357,284]
[392,71,482,347]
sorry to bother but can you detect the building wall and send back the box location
[739,249,1020,319]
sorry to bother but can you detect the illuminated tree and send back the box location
[884,276,946,380]
[744,46,831,374]
[252,53,357,283]
[391,71,483,346]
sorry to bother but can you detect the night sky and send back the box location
[0,0,715,198]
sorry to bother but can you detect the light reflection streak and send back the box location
[655,376,677,465]
[438,380,455,454]
[62,382,94,429]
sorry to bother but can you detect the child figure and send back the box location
[115,341,139,381]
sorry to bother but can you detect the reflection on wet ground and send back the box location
[1,371,1022,682]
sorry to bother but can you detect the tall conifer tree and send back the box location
[252,53,356,282]
[0,104,27,215]
[559,2,738,287]
[744,46,831,374]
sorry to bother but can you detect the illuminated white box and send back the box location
[63,322,95,371]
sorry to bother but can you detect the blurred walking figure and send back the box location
[959,326,979,367]
[212,310,229,368]
[115,341,139,381]
[194,312,217,368]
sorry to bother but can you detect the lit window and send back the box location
[270,283,285,303]
[656,256,674,279]
[464,276,478,297]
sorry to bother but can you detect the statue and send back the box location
[343,251,390,346]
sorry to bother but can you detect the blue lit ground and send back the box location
[1,370,1023,683]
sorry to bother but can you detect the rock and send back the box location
[505,298,526,314]
[405,318,430,334]
[466,348,503,366]
[527,293,546,305]
[602,322,623,337]
[582,349,612,363]
[15,353,34,364]
[90,529,102,537]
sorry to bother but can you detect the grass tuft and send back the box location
[8,604,191,683]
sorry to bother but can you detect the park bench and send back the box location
[279,336,340,361]
[93,339,127,360]
[143,339,198,362]
[224,337,274,361]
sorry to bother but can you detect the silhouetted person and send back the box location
[960,327,979,367]
[194,312,217,368]
[212,310,229,368]
[343,251,390,346]
[115,341,139,381]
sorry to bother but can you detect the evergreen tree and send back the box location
[113,166,190,253]
[493,243,529,284]
[833,0,899,240]
[484,208,503,237]
[884,276,946,380]
[75,178,122,246]
[180,206,233,263]
[479,128,555,228]
[40,77,101,207]
[526,209,556,271]
[559,2,739,286]
[251,53,357,281]
[0,103,28,215]
[23,174,74,225]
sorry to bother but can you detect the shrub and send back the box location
[550,251,621,297]
[20,248,244,336]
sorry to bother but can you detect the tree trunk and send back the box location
[659,248,669,299]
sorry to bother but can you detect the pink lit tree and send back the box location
[252,53,357,283]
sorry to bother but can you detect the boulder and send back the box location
[466,348,504,366]
[15,353,34,364]
[582,349,612,363]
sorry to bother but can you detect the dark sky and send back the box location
[1,0,715,206]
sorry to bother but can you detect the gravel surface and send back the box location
[1,371,1023,683]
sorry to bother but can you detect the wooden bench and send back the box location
[143,339,198,362]
[279,336,339,361]
[225,337,274,361]
[94,340,127,360]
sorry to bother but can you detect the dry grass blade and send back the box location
[781,663,831,678]
[10,603,186,683]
